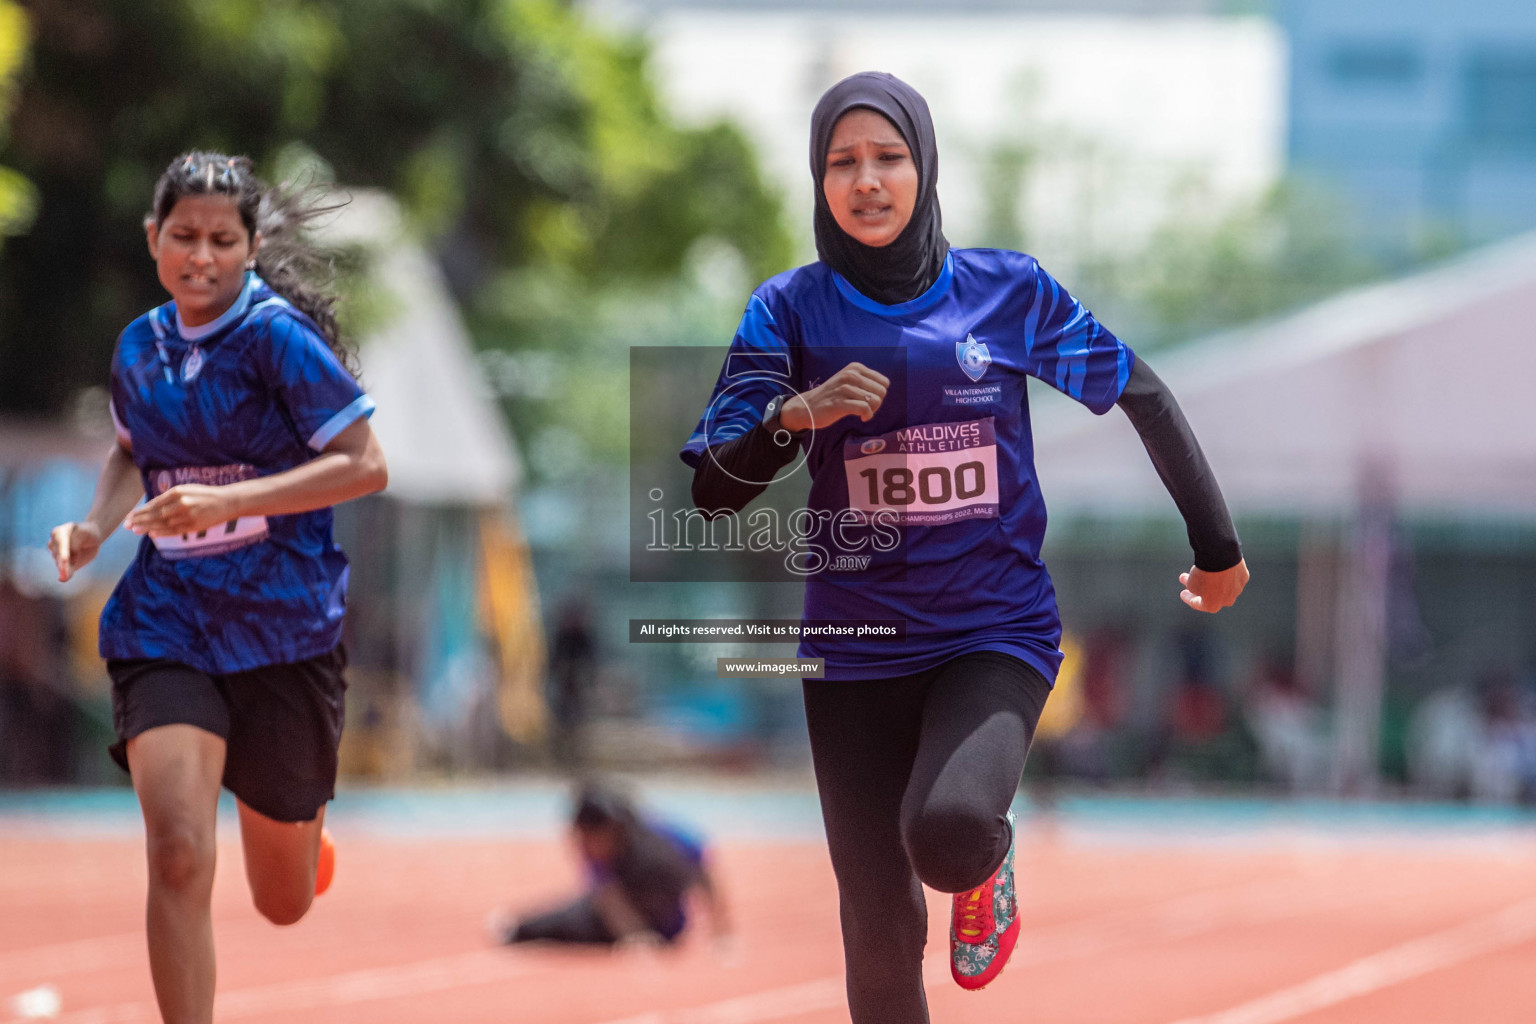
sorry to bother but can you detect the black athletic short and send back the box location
[107,646,347,823]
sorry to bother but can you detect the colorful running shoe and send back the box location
[314,827,336,897]
[950,809,1019,991]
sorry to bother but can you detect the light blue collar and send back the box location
[831,250,955,318]
[175,271,259,341]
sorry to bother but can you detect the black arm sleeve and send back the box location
[1115,357,1242,572]
[690,425,802,517]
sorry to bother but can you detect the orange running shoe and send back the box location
[950,810,1019,991]
[314,827,336,897]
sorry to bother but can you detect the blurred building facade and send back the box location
[1282,0,1536,255]
[584,0,1284,271]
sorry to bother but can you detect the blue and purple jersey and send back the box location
[100,272,374,674]
[681,249,1134,684]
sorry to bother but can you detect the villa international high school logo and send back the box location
[957,334,991,382]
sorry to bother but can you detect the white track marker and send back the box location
[6,985,62,1020]
[1166,895,1536,1024]
[35,950,533,1024]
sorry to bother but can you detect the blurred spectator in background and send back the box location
[491,782,731,950]
[1028,635,1085,814]
[548,595,597,767]
[1029,631,1130,805]
[1169,635,1225,744]
[1080,630,1130,741]
[1407,684,1482,800]
[1467,669,1536,804]
[1157,632,1255,783]
[1067,629,1131,780]
[1242,654,1328,794]
[1407,668,1536,804]
[0,578,73,782]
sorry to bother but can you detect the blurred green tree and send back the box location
[1075,179,1384,351]
[0,0,790,418]
[971,132,1399,356]
[0,0,33,250]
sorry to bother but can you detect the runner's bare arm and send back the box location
[126,418,387,538]
[49,440,144,582]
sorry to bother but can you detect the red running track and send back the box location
[4,828,1536,1023]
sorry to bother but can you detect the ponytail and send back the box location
[150,151,357,375]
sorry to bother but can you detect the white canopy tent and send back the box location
[1032,231,1536,519]
[1031,232,1536,793]
[321,191,521,505]
[317,194,543,765]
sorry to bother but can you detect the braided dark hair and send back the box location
[150,151,356,374]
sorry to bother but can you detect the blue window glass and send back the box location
[1328,42,1423,87]
[1466,51,1536,147]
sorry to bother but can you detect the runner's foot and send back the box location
[950,809,1019,991]
[315,827,336,896]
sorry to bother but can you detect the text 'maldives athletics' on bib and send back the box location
[681,249,1135,685]
[100,272,376,674]
[144,464,270,559]
[843,418,1000,526]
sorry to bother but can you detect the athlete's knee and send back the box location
[145,824,215,893]
[251,885,313,927]
[902,802,1007,894]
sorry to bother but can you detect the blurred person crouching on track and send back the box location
[492,783,733,951]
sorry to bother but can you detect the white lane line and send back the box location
[217,950,533,1019]
[0,921,281,989]
[597,979,847,1024]
[590,872,1400,1024]
[0,934,144,987]
[1165,895,1536,1024]
[30,949,533,1024]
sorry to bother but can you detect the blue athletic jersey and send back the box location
[587,819,706,940]
[100,272,375,674]
[680,249,1134,684]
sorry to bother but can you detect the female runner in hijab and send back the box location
[682,72,1248,1022]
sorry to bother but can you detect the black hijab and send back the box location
[810,72,949,306]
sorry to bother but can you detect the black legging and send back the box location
[804,650,1051,1024]
[507,894,616,945]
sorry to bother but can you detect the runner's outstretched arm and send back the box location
[124,418,386,539]
[49,440,143,582]
[1116,356,1248,612]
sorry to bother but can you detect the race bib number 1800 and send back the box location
[147,465,270,560]
[842,417,1000,525]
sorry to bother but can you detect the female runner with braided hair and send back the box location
[48,152,386,1023]
[683,73,1248,1022]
